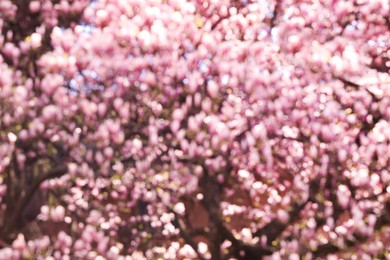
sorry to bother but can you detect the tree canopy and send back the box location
[0,0,389,259]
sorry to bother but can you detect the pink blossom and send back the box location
[171,120,180,134]
[41,74,64,96]
[42,105,62,122]
[172,108,185,121]
[12,234,26,251]
[29,1,40,13]
[207,80,219,98]
[173,202,185,215]
[51,206,65,222]
[30,33,42,49]
[252,123,267,140]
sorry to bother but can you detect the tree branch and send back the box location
[172,211,207,260]
[253,200,309,245]
[1,164,68,240]
[270,0,281,30]
[312,201,390,257]
[199,173,273,259]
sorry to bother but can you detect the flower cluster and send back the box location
[0,0,389,259]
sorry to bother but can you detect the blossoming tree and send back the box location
[0,0,389,259]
